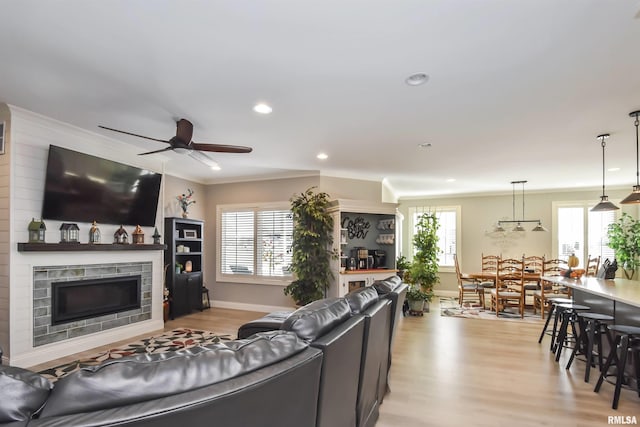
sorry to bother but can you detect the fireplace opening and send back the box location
[51,276,141,325]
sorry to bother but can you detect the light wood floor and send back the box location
[31,300,638,425]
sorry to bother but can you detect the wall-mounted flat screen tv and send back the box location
[42,145,162,226]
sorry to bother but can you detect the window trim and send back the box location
[551,200,619,266]
[216,202,293,286]
[407,205,461,274]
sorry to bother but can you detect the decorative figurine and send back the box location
[59,223,80,243]
[152,227,162,244]
[114,225,128,244]
[89,220,101,244]
[28,218,46,243]
[132,225,144,244]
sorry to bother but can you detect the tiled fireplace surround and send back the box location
[32,262,152,347]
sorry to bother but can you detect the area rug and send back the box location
[38,328,231,382]
[440,297,543,323]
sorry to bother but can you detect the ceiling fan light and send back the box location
[621,185,640,204]
[591,195,620,212]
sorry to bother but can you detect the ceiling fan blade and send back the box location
[138,146,174,156]
[175,119,193,144]
[190,142,253,153]
[98,125,169,143]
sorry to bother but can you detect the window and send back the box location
[218,204,293,284]
[407,206,460,269]
[553,201,616,267]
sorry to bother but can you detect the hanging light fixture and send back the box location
[494,180,547,232]
[621,110,640,204]
[591,133,619,211]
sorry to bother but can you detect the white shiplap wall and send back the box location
[7,105,166,367]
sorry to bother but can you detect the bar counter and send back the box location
[541,275,640,326]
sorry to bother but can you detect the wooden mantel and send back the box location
[17,243,166,252]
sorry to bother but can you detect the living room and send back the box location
[1,1,640,424]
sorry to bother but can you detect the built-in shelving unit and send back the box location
[164,217,204,319]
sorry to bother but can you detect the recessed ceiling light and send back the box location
[210,164,221,171]
[446,178,456,182]
[253,103,273,114]
[608,167,621,172]
[418,142,432,148]
[405,73,429,86]
[317,153,328,160]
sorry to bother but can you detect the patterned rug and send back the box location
[38,328,231,382]
[440,297,543,323]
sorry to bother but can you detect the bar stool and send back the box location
[537,297,573,347]
[553,303,591,361]
[565,312,614,382]
[594,325,640,410]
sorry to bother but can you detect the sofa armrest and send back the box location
[237,311,293,339]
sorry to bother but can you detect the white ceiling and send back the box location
[1,1,640,198]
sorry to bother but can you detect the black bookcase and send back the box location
[164,217,204,319]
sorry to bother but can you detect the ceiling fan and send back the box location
[98,119,253,159]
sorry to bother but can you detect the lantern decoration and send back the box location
[185,260,193,273]
[132,225,144,244]
[114,225,128,244]
[152,227,162,244]
[59,223,79,243]
[28,218,46,243]
[89,221,101,244]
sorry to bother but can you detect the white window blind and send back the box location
[220,207,293,280]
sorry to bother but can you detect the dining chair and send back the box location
[585,255,601,277]
[490,258,525,318]
[454,254,482,307]
[532,257,568,319]
[477,253,499,307]
[522,255,544,308]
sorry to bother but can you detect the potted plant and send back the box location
[396,255,410,280]
[284,187,335,306]
[607,212,640,279]
[405,212,440,312]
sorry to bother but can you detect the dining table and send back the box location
[465,271,541,282]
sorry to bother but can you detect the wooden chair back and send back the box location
[585,255,600,277]
[481,253,500,273]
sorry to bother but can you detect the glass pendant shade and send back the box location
[621,110,640,204]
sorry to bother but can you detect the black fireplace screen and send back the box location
[51,276,141,325]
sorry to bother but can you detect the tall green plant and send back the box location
[284,187,335,305]
[607,212,640,279]
[407,212,440,302]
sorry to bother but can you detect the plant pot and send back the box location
[408,299,425,313]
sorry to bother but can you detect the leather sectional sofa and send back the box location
[0,276,406,427]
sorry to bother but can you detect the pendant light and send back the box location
[621,110,640,204]
[494,180,547,232]
[591,133,619,212]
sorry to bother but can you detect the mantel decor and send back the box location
[28,218,46,243]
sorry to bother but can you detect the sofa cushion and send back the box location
[282,298,351,342]
[372,275,402,294]
[0,365,52,422]
[40,330,308,417]
[344,287,380,314]
[237,310,293,339]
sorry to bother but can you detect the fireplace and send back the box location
[51,276,141,325]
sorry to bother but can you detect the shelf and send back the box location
[18,243,167,252]
[176,252,202,256]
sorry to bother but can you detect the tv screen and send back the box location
[42,145,162,227]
